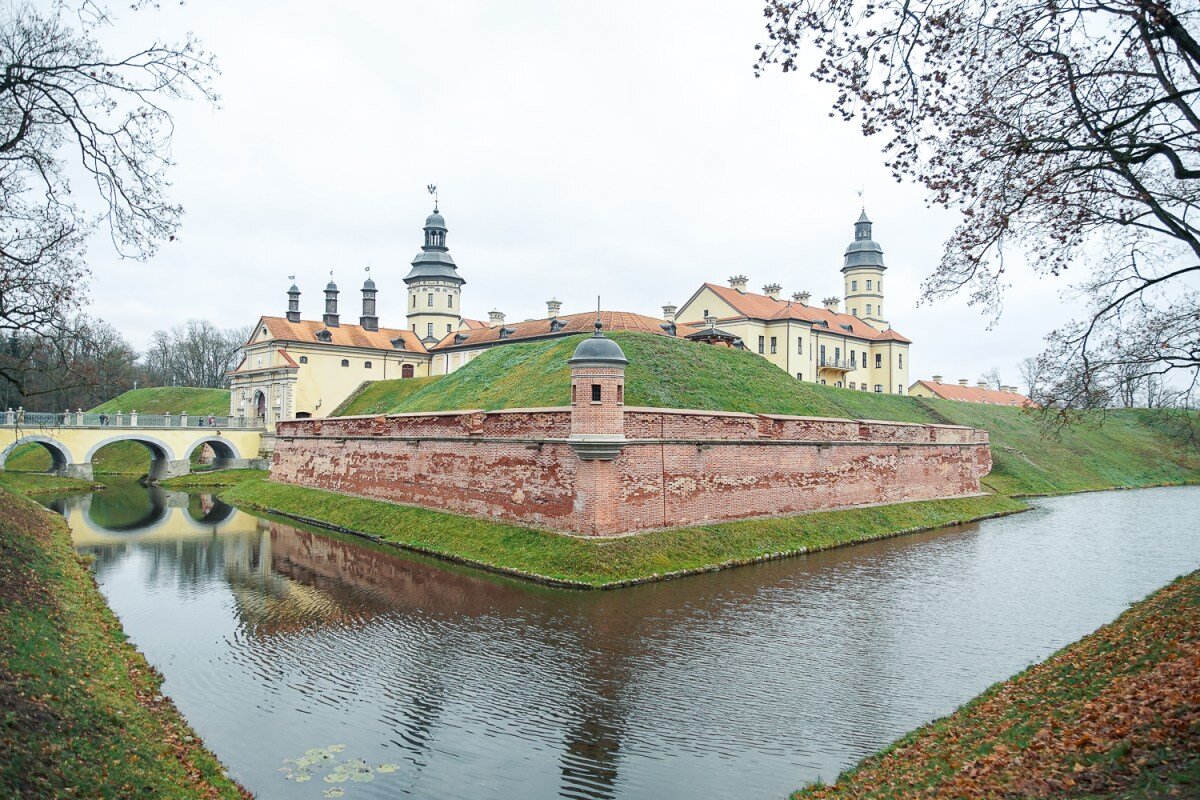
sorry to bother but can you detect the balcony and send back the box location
[818,357,854,373]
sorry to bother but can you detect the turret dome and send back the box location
[425,210,446,229]
[568,319,628,366]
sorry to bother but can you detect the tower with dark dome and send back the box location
[842,209,888,330]
[405,204,464,343]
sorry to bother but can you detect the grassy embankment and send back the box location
[5,387,230,475]
[198,332,1200,587]
[791,570,1200,799]
[0,477,247,797]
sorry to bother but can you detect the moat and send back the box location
[45,478,1200,800]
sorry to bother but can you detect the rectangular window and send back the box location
[898,384,903,394]
[834,346,841,363]
[862,350,867,366]
[448,294,453,308]
[849,382,856,390]
[617,385,624,404]
[427,322,434,338]
[797,373,803,381]
[411,295,416,308]
[820,344,826,365]
[866,304,873,315]
[850,352,856,368]
[447,324,452,333]
[758,336,765,354]
[797,338,803,355]
[866,279,873,290]
[427,293,434,307]
[875,384,883,393]
[770,336,777,354]
[852,308,858,317]
[851,280,858,291]
[591,384,602,402]
[898,353,903,368]
[875,353,882,368]
[572,385,577,404]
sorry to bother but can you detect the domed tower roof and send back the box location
[406,204,464,284]
[325,279,339,292]
[362,276,376,290]
[842,208,886,272]
[568,318,628,366]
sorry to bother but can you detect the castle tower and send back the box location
[286,280,301,323]
[842,210,888,330]
[360,275,378,331]
[405,204,464,343]
[567,318,627,458]
[322,279,340,328]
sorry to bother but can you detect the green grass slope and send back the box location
[335,332,1200,496]
[335,376,442,416]
[4,387,231,474]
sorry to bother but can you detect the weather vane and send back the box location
[365,265,371,274]
[287,274,295,281]
[427,183,439,211]
[856,185,865,209]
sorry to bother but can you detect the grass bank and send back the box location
[793,570,1200,799]
[0,477,247,797]
[195,471,1026,589]
[5,386,232,475]
[335,333,1200,497]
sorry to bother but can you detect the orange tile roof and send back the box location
[699,283,912,343]
[255,316,428,353]
[431,311,697,350]
[913,380,1034,407]
[460,318,489,330]
[276,348,300,368]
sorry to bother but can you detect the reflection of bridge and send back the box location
[0,416,265,479]
[55,488,263,547]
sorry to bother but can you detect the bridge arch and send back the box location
[85,435,179,481]
[184,436,244,471]
[0,436,75,475]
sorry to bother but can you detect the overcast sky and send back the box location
[69,0,1076,389]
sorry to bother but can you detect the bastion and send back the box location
[270,322,992,536]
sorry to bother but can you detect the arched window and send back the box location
[299,356,308,364]
[341,359,350,367]
[401,364,415,379]
[364,361,372,368]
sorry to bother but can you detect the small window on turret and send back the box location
[617,385,624,404]
[866,280,873,290]
[591,384,602,402]
[851,281,857,291]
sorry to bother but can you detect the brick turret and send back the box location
[568,318,627,459]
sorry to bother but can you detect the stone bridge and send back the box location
[0,410,266,480]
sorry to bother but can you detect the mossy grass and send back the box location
[0,471,101,496]
[0,480,248,797]
[212,471,1026,588]
[791,570,1200,799]
[5,386,232,474]
[334,332,1200,497]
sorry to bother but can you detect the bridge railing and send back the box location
[0,410,264,430]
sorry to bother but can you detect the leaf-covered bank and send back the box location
[0,478,248,798]
[793,571,1200,799]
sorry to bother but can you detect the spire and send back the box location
[843,209,885,272]
[360,266,378,331]
[406,196,463,285]
[323,273,340,327]
[286,276,301,323]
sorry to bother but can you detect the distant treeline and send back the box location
[0,317,248,413]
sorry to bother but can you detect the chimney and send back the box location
[488,310,506,328]
[704,315,718,329]
[932,374,943,383]
[546,298,562,319]
[792,291,811,305]
[286,280,301,323]
[662,303,677,322]
[977,379,988,388]
[323,279,340,328]
[728,275,749,293]
[763,283,782,300]
[359,276,378,331]
[822,296,840,312]
[959,378,969,386]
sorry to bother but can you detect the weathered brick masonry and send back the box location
[271,406,991,536]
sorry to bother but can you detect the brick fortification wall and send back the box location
[272,406,992,536]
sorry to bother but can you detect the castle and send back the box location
[229,204,913,428]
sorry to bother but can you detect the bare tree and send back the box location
[1,1,216,396]
[981,368,1003,391]
[757,0,1200,418]
[141,320,248,388]
[1017,357,1044,399]
[0,314,138,410]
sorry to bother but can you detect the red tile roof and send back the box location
[430,311,697,350]
[460,318,489,329]
[697,283,912,343]
[913,380,1034,407]
[254,316,428,353]
[276,348,300,368]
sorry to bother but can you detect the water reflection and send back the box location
[46,482,1200,800]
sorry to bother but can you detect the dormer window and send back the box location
[454,332,470,345]
[550,318,566,333]
[315,329,332,342]
[498,327,516,339]
[390,337,408,350]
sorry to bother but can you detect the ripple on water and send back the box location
[57,484,1200,800]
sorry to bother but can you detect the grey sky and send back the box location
[78,0,1073,389]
